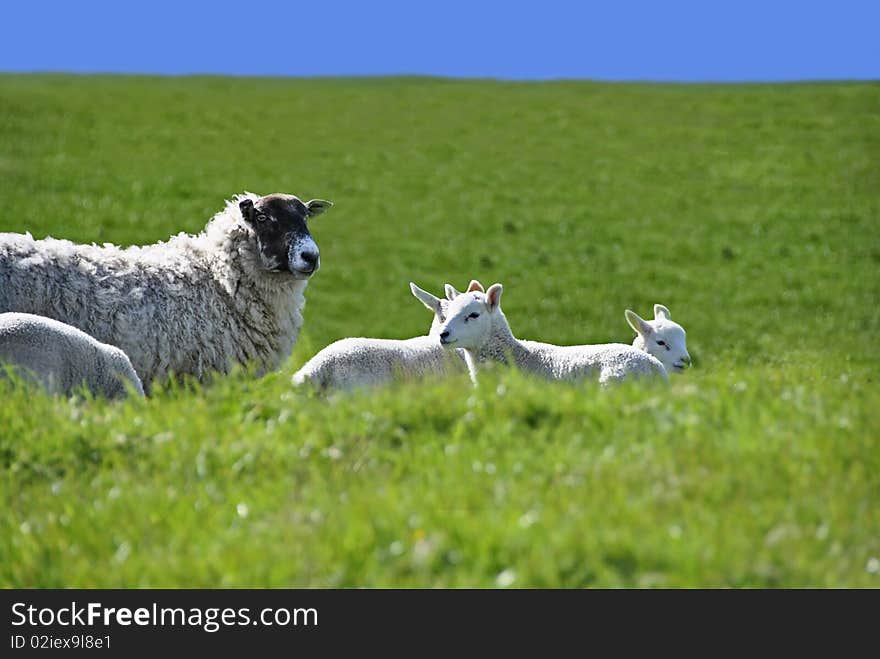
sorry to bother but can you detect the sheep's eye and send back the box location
[656,340,666,346]
[257,213,269,222]
[467,312,480,319]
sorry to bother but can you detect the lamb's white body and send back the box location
[0,312,144,399]
[292,335,461,390]
[292,282,466,390]
[439,282,667,385]
[0,193,314,388]
[498,336,667,384]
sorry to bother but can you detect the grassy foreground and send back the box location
[1,75,878,586]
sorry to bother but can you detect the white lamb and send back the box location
[438,281,667,385]
[0,192,332,389]
[0,313,144,399]
[291,282,470,390]
[625,304,691,373]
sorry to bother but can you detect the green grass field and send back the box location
[1,75,878,587]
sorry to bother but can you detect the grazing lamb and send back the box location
[291,282,470,390]
[625,304,691,373]
[0,192,332,388]
[0,313,144,399]
[438,281,667,385]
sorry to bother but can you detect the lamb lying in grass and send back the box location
[291,282,470,391]
[0,313,144,399]
[438,281,667,385]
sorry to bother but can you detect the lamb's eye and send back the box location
[468,312,480,319]
[257,214,268,222]
[656,340,666,346]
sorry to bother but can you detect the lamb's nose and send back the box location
[682,355,691,366]
[440,331,450,340]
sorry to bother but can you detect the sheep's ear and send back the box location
[466,280,484,293]
[445,284,461,300]
[486,283,503,311]
[306,199,333,217]
[239,199,256,224]
[625,309,653,337]
[410,282,441,314]
[654,304,671,320]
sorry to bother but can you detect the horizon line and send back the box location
[1,70,878,85]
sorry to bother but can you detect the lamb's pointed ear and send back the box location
[654,304,671,321]
[486,283,503,311]
[625,309,653,337]
[305,199,333,218]
[239,199,256,224]
[445,284,461,300]
[466,280,484,293]
[410,282,441,314]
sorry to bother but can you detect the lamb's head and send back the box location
[437,280,502,351]
[239,193,332,280]
[101,345,145,399]
[409,280,488,335]
[409,282,451,335]
[625,304,690,373]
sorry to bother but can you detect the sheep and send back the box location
[0,312,144,399]
[437,281,667,385]
[625,304,691,373]
[0,192,332,389]
[291,282,470,390]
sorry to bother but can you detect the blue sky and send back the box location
[1,0,877,81]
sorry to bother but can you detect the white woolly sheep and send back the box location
[625,304,690,374]
[0,192,332,389]
[0,312,144,399]
[291,282,470,390]
[438,281,667,385]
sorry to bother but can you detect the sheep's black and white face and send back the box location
[239,194,332,280]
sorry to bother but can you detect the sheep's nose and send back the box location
[682,355,691,366]
[300,250,318,267]
[440,330,450,340]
